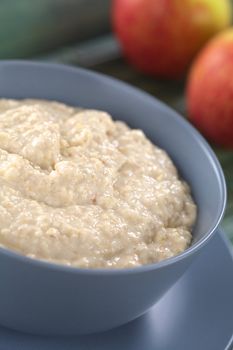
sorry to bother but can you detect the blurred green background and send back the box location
[0,0,232,243]
[0,0,111,58]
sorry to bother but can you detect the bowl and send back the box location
[0,60,226,335]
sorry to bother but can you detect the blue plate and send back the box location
[0,229,232,350]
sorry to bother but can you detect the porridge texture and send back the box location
[0,99,196,268]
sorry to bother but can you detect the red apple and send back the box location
[187,28,233,148]
[112,0,232,79]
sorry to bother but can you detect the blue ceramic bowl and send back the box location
[0,61,226,335]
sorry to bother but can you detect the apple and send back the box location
[112,0,232,79]
[187,28,233,148]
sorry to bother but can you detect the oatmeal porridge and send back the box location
[0,99,196,268]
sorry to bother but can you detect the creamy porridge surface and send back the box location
[0,99,196,268]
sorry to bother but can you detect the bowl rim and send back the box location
[0,60,227,275]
